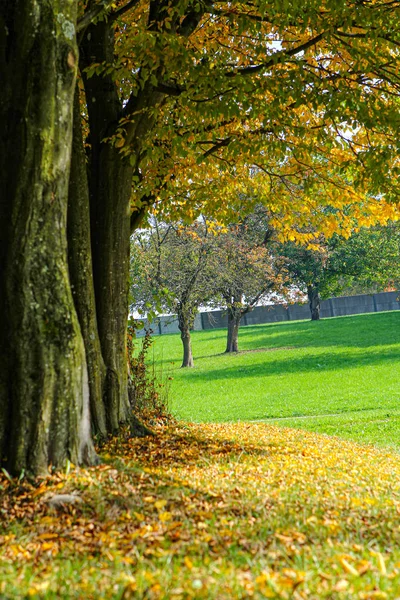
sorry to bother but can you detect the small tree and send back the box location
[278,242,332,320]
[131,218,217,367]
[212,208,289,352]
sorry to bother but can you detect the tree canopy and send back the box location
[81,0,400,232]
[279,222,400,319]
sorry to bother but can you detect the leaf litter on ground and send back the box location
[1,422,400,598]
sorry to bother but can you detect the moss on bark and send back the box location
[0,0,96,475]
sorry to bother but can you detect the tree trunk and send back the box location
[79,23,133,433]
[68,87,107,439]
[307,285,321,321]
[177,309,195,368]
[0,0,96,475]
[90,146,134,432]
[180,327,195,368]
[79,21,163,435]
[226,308,242,353]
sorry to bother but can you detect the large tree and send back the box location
[2,1,400,474]
[70,0,400,440]
[0,0,96,474]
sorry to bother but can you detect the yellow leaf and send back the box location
[154,499,167,510]
[121,581,137,599]
[159,511,172,522]
[184,556,193,569]
[37,532,58,540]
[28,581,50,596]
[339,557,359,577]
[41,542,55,552]
[377,552,387,575]
[255,572,269,585]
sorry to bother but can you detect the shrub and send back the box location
[127,325,172,426]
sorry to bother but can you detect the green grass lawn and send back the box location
[149,311,400,449]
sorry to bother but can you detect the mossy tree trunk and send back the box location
[80,23,133,433]
[77,21,155,435]
[75,7,205,434]
[0,0,96,475]
[89,142,133,432]
[68,88,107,440]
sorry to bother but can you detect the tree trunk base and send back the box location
[130,414,154,437]
[226,314,240,353]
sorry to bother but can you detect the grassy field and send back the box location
[150,311,400,449]
[2,311,400,599]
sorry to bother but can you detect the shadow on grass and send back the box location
[107,426,399,548]
[233,311,400,352]
[152,313,400,367]
[179,346,400,382]
[1,421,399,598]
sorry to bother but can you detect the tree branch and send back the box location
[77,0,114,33]
[110,0,141,21]
[78,0,140,34]
[156,82,184,96]
[225,32,326,78]
[201,137,232,158]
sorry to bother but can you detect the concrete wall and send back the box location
[136,291,399,336]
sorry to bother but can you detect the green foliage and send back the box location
[339,222,400,292]
[279,222,400,302]
[131,217,218,326]
[211,206,289,314]
[83,0,400,230]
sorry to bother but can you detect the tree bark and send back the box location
[79,23,134,433]
[79,21,166,434]
[177,309,195,368]
[226,308,242,353]
[68,87,107,439]
[307,285,321,320]
[0,0,96,475]
[180,328,195,368]
[91,147,134,431]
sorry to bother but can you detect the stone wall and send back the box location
[136,291,399,336]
